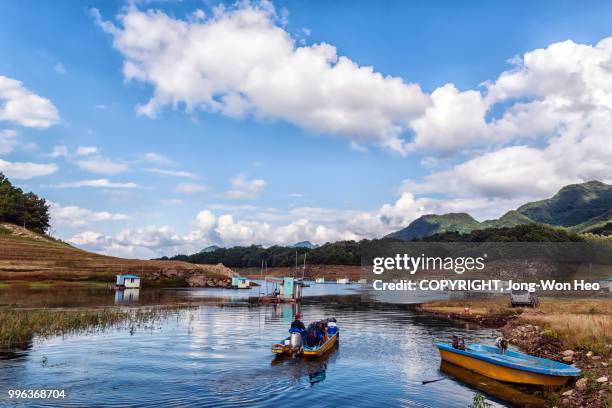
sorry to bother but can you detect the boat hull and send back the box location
[438,349,572,386]
[272,332,338,357]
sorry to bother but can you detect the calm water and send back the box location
[0,285,545,407]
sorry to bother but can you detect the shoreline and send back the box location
[418,298,611,407]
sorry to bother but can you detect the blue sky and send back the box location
[1,0,611,258]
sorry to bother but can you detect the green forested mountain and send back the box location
[516,180,612,227]
[386,213,482,240]
[387,181,612,240]
[0,173,50,233]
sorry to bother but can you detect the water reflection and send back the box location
[114,288,140,304]
[271,343,339,386]
[439,361,546,407]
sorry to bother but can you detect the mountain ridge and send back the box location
[388,180,612,240]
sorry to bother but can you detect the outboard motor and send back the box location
[290,331,302,348]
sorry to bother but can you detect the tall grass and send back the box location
[0,305,195,348]
[521,313,611,355]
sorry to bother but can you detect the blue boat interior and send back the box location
[436,343,581,377]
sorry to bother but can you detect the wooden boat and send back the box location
[436,343,581,386]
[272,331,339,357]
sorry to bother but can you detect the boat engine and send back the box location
[290,332,302,348]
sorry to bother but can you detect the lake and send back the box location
[0,284,545,407]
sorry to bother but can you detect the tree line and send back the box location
[160,224,586,267]
[0,173,50,233]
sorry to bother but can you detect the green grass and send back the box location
[0,305,196,348]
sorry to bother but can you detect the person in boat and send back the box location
[306,322,324,347]
[494,336,508,353]
[452,335,466,350]
[290,312,306,332]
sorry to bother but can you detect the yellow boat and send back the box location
[437,343,581,386]
[272,330,339,357]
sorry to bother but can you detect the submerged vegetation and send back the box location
[0,305,195,349]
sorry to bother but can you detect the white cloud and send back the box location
[0,129,19,154]
[69,226,186,259]
[0,75,59,128]
[93,2,430,154]
[49,201,131,227]
[0,158,58,179]
[54,179,139,188]
[75,146,98,156]
[146,168,198,178]
[76,157,129,175]
[143,152,173,165]
[220,174,266,200]
[176,182,208,194]
[50,145,70,158]
[403,37,612,200]
[408,84,491,152]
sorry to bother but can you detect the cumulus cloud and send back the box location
[92,2,430,154]
[49,201,131,227]
[0,158,58,179]
[220,174,266,200]
[54,179,139,188]
[404,38,612,199]
[70,226,186,258]
[0,75,59,128]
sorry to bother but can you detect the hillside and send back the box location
[388,180,612,240]
[386,213,482,240]
[517,180,612,227]
[0,223,232,286]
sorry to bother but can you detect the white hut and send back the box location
[116,274,141,289]
[337,278,349,284]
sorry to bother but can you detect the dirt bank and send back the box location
[0,224,234,287]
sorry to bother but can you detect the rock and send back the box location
[561,398,570,405]
[562,390,574,396]
[562,356,573,362]
[602,362,608,367]
[592,355,602,361]
[596,376,608,383]
[575,378,588,390]
[562,350,575,357]
[586,351,593,358]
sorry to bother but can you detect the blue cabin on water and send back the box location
[116,274,141,289]
[231,276,250,289]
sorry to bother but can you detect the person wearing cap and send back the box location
[290,312,306,331]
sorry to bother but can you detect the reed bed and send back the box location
[0,305,195,349]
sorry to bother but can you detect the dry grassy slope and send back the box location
[0,223,232,283]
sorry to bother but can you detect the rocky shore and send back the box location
[419,299,611,407]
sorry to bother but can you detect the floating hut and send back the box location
[337,278,349,284]
[357,278,367,284]
[231,275,250,289]
[116,274,140,289]
[260,277,303,303]
[315,277,325,284]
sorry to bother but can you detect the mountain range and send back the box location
[387,180,612,240]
